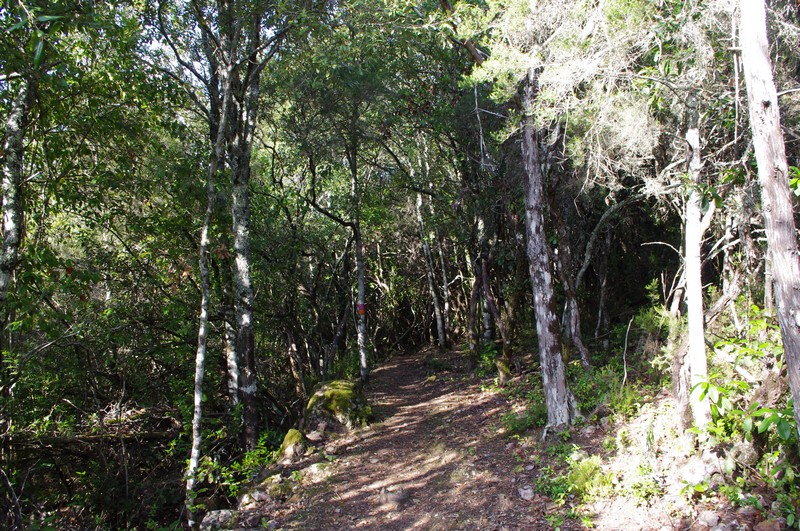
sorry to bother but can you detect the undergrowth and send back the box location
[501,301,800,527]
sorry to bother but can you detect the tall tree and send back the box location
[683,98,713,429]
[521,68,580,429]
[155,0,287,450]
[740,0,800,436]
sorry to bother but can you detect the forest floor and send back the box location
[220,349,777,531]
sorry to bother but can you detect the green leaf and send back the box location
[742,416,753,433]
[8,18,29,32]
[776,418,791,441]
[36,15,65,23]
[757,413,778,433]
[707,385,719,404]
[33,37,45,68]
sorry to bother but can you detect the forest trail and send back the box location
[265,349,580,530]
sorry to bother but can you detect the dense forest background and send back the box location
[1,0,799,528]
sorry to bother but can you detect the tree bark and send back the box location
[0,78,33,315]
[740,0,800,437]
[764,254,775,315]
[684,101,712,429]
[231,86,259,451]
[521,69,579,430]
[186,61,232,528]
[222,259,240,406]
[0,73,34,531]
[354,223,369,384]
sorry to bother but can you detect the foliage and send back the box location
[475,341,501,378]
[3,0,800,526]
[501,404,547,434]
[789,166,800,196]
[565,453,614,501]
[690,307,800,526]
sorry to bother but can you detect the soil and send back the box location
[242,349,775,531]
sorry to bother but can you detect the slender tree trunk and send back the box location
[436,233,452,342]
[553,205,591,369]
[231,44,265,451]
[186,185,213,529]
[740,0,800,436]
[465,245,480,367]
[481,256,512,382]
[213,232,240,406]
[232,148,259,450]
[521,69,579,430]
[684,103,712,429]
[482,290,494,342]
[287,331,306,400]
[467,274,481,357]
[417,194,447,349]
[594,229,612,346]
[187,64,232,527]
[0,74,33,531]
[354,223,369,384]
[222,265,240,406]
[0,78,33,314]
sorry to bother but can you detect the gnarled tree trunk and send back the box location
[740,0,800,437]
[521,69,579,430]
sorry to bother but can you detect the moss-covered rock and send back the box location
[303,380,372,431]
[278,428,306,463]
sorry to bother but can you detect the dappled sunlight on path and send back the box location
[271,350,578,530]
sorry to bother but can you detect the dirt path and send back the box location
[267,350,582,530]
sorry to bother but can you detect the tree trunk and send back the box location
[553,203,591,369]
[186,182,213,530]
[229,81,258,451]
[353,223,369,384]
[467,274,481,360]
[0,78,33,315]
[222,265,240,406]
[186,62,232,527]
[436,233,452,343]
[521,69,579,430]
[214,232,240,406]
[764,254,775,315]
[0,73,34,531]
[740,0,800,437]
[417,194,447,349]
[481,256,512,382]
[684,103,712,429]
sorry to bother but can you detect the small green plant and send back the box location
[536,465,571,504]
[565,454,614,500]
[546,441,577,460]
[789,165,800,196]
[544,512,565,528]
[680,479,712,503]
[619,462,663,505]
[501,405,547,434]
[475,341,499,377]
